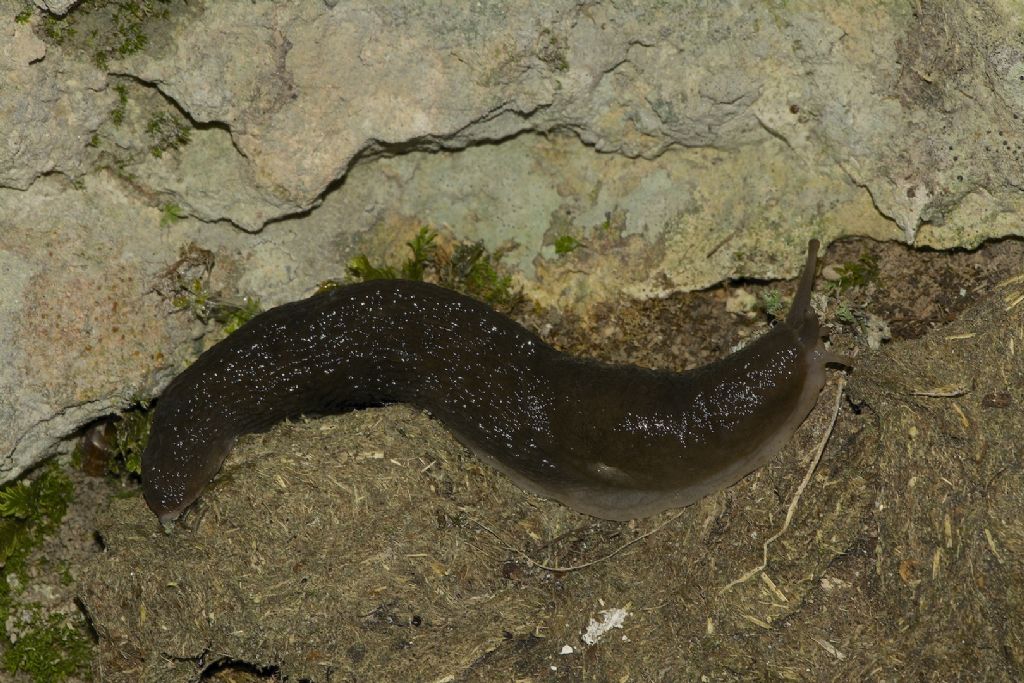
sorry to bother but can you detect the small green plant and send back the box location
[0,463,74,571]
[146,111,191,157]
[217,297,263,335]
[114,0,171,56]
[401,227,437,280]
[14,7,32,24]
[0,464,89,682]
[172,279,263,335]
[346,255,397,281]
[316,279,341,294]
[110,83,128,126]
[2,610,92,682]
[827,253,879,294]
[172,276,213,321]
[347,227,522,310]
[0,483,36,521]
[760,289,785,318]
[537,28,569,71]
[445,242,518,308]
[41,14,76,43]
[835,302,857,325]
[346,227,437,282]
[114,11,148,56]
[553,234,583,256]
[162,244,263,334]
[107,405,152,477]
[159,202,184,226]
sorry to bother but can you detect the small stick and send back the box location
[474,508,687,574]
[719,376,846,595]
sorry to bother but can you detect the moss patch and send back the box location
[0,464,92,683]
[28,0,181,68]
[0,464,74,566]
[553,234,583,256]
[107,405,152,478]
[345,226,523,311]
[2,611,92,683]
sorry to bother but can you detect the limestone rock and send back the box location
[2,0,1024,483]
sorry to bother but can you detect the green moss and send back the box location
[112,0,159,56]
[217,297,263,335]
[2,611,91,683]
[827,252,880,294]
[159,202,183,226]
[346,227,436,282]
[0,464,73,577]
[58,563,73,587]
[759,289,785,318]
[553,234,583,256]
[346,227,522,310]
[444,242,519,308]
[346,254,399,281]
[41,14,76,43]
[109,83,128,126]
[15,7,33,24]
[0,464,86,683]
[171,276,212,321]
[0,436,138,679]
[107,404,152,477]
[0,464,73,557]
[835,302,856,325]
[536,28,569,71]
[145,111,190,157]
[35,0,174,66]
[93,80,196,194]
[400,227,437,280]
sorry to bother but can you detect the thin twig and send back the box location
[909,383,969,398]
[474,508,688,574]
[719,376,846,595]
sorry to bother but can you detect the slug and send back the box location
[78,421,117,478]
[142,239,846,523]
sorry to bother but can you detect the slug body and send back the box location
[143,240,841,523]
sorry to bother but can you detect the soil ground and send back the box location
[12,236,1023,681]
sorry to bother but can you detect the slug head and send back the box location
[788,239,852,368]
[142,404,236,523]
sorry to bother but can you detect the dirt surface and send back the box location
[33,237,1024,680]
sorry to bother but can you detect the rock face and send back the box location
[31,0,79,16]
[0,15,109,188]
[1,0,1024,480]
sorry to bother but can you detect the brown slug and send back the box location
[142,239,846,523]
[78,421,117,477]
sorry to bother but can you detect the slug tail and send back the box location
[786,239,820,327]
